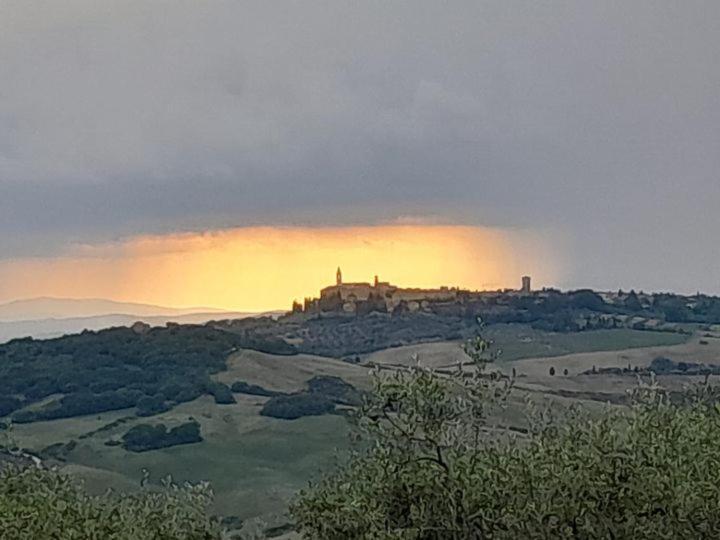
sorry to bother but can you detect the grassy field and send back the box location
[9,396,351,528]
[363,325,691,369]
[1,324,705,533]
[5,350,370,528]
[70,411,351,520]
[216,349,370,392]
[484,325,690,361]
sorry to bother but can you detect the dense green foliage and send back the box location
[206,382,236,404]
[0,465,220,539]
[121,421,202,452]
[230,380,280,397]
[306,375,364,405]
[135,394,171,417]
[293,313,478,357]
[260,393,335,420]
[469,289,720,331]
[0,291,706,425]
[0,324,294,423]
[281,289,716,356]
[292,341,720,539]
[259,375,363,420]
[0,397,22,417]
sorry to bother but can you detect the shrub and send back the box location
[206,382,236,405]
[0,465,221,539]
[10,410,37,424]
[122,421,202,452]
[230,381,279,397]
[650,356,676,373]
[135,394,170,417]
[260,393,335,420]
[0,397,23,417]
[292,337,720,539]
[306,375,363,405]
[0,324,298,423]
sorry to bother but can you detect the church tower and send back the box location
[336,267,342,286]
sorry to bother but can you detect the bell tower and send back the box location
[336,267,342,286]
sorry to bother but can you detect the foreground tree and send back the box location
[292,337,720,539]
[0,465,221,539]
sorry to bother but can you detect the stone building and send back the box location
[316,268,457,313]
[521,275,532,294]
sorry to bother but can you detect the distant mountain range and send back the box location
[0,297,273,343]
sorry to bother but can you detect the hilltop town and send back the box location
[284,269,720,339]
[291,267,533,316]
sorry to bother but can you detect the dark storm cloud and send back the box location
[1,1,718,292]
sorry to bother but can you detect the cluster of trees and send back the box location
[260,375,363,420]
[260,393,335,420]
[0,397,22,418]
[650,293,720,323]
[0,464,220,539]
[583,357,720,378]
[226,291,720,350]
[135,394,171,417]
[447,289,720,332]
[206,382,235,404]
[305,375,363,405]
[295,313,478,357]
[292,356,720,538]
[13,391,139,424]
[121,420,202,452]
[474,289,615,331]
[230,381,280,397]
[646,356,720,376]
[0,324,294,423]
[3,287,717,426]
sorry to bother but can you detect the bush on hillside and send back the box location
[649,356,676,373]
[135,394,171,417]
[121,421,202,452]
[230,381,280,397]
[292,337,720,539]
[12,391,137,424]
[0,465,221,539]
[260,393,335,420]
[0,397,23,418]
[0,324,298,423]
[206,382,236,404]
[306,375,363,405]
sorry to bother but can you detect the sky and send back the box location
[0,1,718,309]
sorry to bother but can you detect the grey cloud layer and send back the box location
[0,1,718,292]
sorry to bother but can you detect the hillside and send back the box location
[0,311,265,343]
[0,313,704,535]
[0,297,275,343]
[0,297,231,321]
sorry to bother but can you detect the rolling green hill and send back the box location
[1,320,704,535]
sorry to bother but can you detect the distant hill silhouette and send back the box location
[0,297,230,322]
[0,297,278,343]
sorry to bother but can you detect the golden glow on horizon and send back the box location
[0,226,563,311]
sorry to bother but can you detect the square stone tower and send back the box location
[521,276,531,293]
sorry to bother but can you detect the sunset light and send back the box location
[0,225,562,311]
